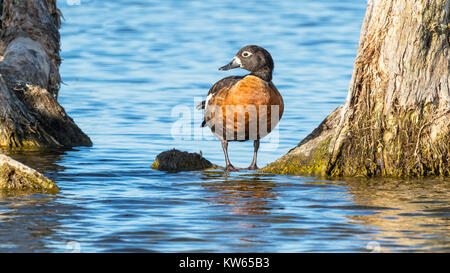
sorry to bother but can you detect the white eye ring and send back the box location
[241,51,252,58]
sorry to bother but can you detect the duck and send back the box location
[197,45,284,171]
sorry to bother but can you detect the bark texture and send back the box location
[263,0,450,178]
[0,0,91,149]
[0,154,58,192]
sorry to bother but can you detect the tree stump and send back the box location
[263,0,449,178]
[0,0,91,190]
[0,154,58,193]
[0,0,91,149]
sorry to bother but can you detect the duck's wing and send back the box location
[196,76,243,110]
[196,100,205,110]
[198,76,244,127]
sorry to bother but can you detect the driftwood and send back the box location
[263,0,449,178]
[0,0,91,190]
[0,154,58,192]
[0,0,91,148]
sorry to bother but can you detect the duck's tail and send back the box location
[196,100,205,110]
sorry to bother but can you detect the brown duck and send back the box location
[197,45,284,171]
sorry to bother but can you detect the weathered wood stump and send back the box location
[0,0,91,190]
[0,154,58,192]
[263,0,449,178]
[0,0,91,148]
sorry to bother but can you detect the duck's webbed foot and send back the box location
[225,164,241,172]
[247,164,259,170]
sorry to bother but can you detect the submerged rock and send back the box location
[0,154,59,193]
[151,149,214,172]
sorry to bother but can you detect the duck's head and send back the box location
[219,45,274,82]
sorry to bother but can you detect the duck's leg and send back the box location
[221,140,239,171]
[247,139,260,170]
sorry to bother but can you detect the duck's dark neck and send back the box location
[250,67,272,82]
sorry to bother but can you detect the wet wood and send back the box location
[263,0,449,177]
[0,154,58,192]
[0,0,91,149]
[0,0,90,190]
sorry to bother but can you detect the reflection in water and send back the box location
[0,161,449,252]
[1,149,68,177]
[343,178,450,252]
[0,150,81,252]
[0,193,62,252]
[202,171,278,215]
[199,171,284,246]
[197,172,450,252]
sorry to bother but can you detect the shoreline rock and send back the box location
[151,149,217,172]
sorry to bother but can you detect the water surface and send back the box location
[1,0,449,252]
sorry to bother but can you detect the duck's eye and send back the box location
[241,51,252,58]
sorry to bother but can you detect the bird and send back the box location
[197,45,284,171]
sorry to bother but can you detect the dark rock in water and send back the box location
[151,149,214,172]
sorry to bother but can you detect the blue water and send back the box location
[1,0,449,252]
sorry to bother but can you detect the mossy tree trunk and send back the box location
[0,0,90,191]
[0,0,91,149]
[0,154,58,192]
[263,0,449,178]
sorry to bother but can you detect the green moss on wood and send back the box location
[334,103,448,178]
[262,137,332,176]
[262,103,448,179]
[0,163,59,193]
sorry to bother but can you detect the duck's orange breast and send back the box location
[227,75,272,105]
[205,75,284,141]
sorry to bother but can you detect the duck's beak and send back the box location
[219,56,241,71]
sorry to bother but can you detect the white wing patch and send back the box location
[204,93,213,109]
